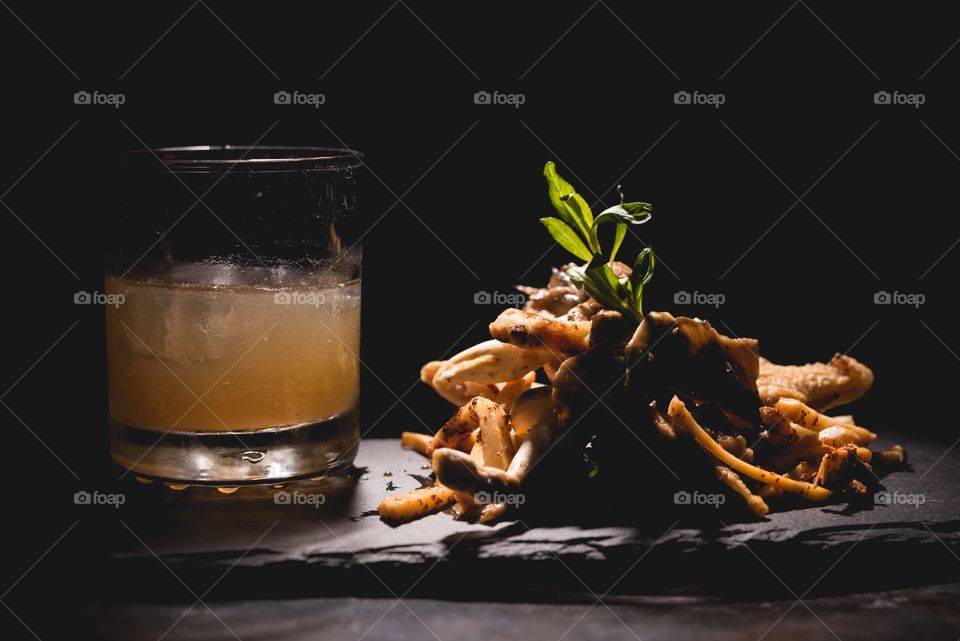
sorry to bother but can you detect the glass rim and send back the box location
[121,145,364,173]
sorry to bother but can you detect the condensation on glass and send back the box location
[106,146,363,484]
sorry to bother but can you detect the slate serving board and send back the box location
[104,435,960,601]
[91,583,960,641]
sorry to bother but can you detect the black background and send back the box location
[1,1,959,631]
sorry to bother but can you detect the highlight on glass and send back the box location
[105,146,363,485]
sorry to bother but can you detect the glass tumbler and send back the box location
[105,146,363,485]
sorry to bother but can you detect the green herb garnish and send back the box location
[539,161,655,321]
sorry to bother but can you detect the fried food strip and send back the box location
[542,360,562,382]
[715,466,769,517]
[432,449,514,493]
[379,484,456,522]
[516,263,588,318]
[496,371,536,412]
[478,502,508,524]
[651,403,679,440]
[422,360,499,406]
[759,459,820,500]
[873,444,907,467]
[432,339,553,390]
[469,440,484,465]
[477,398,515,469]
[818,425,866,449]
[420,360,442,383]
[510,385,554,438]
[814,444,872,487]
[765,428,817,470]
[428,396,520,520]
[433,419,555,495]
[428,397,498,455]
[455,407,516,519]
[774,398,876,444]
[401,432,432,456]
[474,419,551,520]
[767,423,863,472]
[667,396,833,501]
[489,308,591,353]
[758,354,874,411]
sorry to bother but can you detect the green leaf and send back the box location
[560,194,599,252]
[537,161,655,323]
[621,202,654,216]
[593,202,653,227]
[563,264,586,288]
[561,192,594,228]
[544,162,594,246]
[544,161,575,204]
[544,162,577,225]
[585,255,631,313]
[630,248,655,314]
[582,278,620,312]
[561,193,597,244]
[540,217,593,262]
[609,223,627,263]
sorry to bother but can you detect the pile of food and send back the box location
[379,163,906,524]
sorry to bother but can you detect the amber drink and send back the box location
[107,147,363,483]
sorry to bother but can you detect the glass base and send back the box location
[109,408,360,485]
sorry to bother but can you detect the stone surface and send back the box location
[104,435,960,600]
[91,583,960,641]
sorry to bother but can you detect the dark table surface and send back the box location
[19,435,960,640]
[90,583,960,641]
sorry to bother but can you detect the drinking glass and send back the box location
[106,146,363,484]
